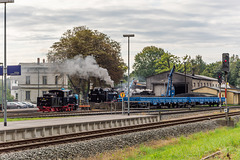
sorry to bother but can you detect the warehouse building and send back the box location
[146,71,219,96]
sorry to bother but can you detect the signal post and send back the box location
[217,72,222,112]
[222,53,229,124]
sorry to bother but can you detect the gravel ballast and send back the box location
[0,115,239,160]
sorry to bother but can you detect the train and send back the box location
[37,89,78,112]
[88,87,118,103]
[88,87,225,108]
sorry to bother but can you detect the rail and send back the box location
[0,111,239,153]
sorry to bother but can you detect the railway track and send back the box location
[1,106,239,119]
[0,111,239,154]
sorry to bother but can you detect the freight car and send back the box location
[37,89,78,112]
[120,96,225,108]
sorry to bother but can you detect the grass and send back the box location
[0,117,59,122]
[85,122,240,160]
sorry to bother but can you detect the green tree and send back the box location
[155,52,182,73]
[133,46,164,80]
[201,62,222,78]
[191,55,206,75]
[47,26,126,98]
[228,54,240,87]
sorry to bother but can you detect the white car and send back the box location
[7,102,20,109]
[15,102,27,108]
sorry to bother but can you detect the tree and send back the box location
[133,46,164,80]
[228,54,240,87]
[47,26,126,98]
[155,52,182,74]
[191,55,206,75]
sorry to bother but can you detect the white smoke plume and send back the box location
[55,56,114,87]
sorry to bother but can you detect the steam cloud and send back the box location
[56,56,114,87]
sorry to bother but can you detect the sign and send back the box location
[224,108,229,113]
[7,65,21,75]
[120,92,125,98]
[0,65,21,76]
[0,0,14,3]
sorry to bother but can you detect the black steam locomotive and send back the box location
[88,87,118,103]
[37,90,78,112]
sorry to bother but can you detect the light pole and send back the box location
[0,0,14,126]
[0,63,3,111]
[123,34,134,116]
[184,62,187,93]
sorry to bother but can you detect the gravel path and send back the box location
[0,114,239,160]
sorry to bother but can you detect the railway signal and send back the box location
[222,53,229,72]
[217,72,222,84]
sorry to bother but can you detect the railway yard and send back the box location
[0,106,239,159]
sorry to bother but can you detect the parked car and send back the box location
[22,102,36,108]
[16,102,27,108]
[7,102,20,109]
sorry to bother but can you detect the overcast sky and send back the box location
[0,0,239,70]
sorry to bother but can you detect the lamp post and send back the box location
[184,62,187,93]
[0,0,14,126]
[0,63,3,111]
[123,34,134,116]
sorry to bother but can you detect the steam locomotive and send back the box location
[37,89,78,112]
[88,87,118,103]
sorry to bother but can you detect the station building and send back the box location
[10,58,68,103]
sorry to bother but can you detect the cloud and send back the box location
[0,0,239,66]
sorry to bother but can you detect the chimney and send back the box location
[192,68,195,76]
[37,58,40,64]
[43,59,45,63]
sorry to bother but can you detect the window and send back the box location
[207,83,208,86]
[193,83,195,87]
[26,76,30,84]
[201,83,202,87]
[198,83,200,87]
[26,91,30,100]
[43,76,47,85]
[16,93,18,99]
[55,76,58,85]
[42,91,47,95]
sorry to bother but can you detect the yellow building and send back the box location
[192,86,240,105]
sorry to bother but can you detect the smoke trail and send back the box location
[56,56,114,87]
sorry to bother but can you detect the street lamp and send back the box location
[0,0,14,126]
[123,34,134,116]
[0,63,3,112]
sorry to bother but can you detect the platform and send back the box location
[0,114,160,142]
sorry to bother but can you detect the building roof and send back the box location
[147,71,218,81]
[192,86,240,93]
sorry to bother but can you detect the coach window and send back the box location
[26,91,30,100]
[43,76,47,85]
[193,83,196,87]
[26,76,30,84]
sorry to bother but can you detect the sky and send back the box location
[0,0,239,71]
